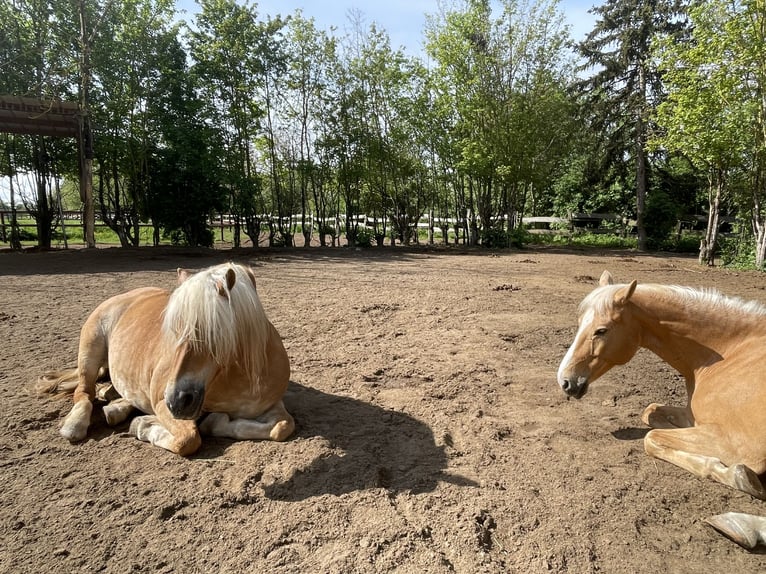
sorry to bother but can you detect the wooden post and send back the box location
[78,0,95,248]
[78,115,95,248]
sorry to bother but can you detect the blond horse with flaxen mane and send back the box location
[39,262,294,455]
[557,271,766,549]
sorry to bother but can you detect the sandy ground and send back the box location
[2,245,766,573]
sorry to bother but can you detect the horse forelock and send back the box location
[579,284,623,319]
[163,263,269,376]
[580,282,766,320]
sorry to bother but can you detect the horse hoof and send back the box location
[59,424,87,443]
[96,383,120,402]
[640,403,664,427]
[269,419,294,442]
[706,513,766,550]
[732,464,766,500]
[103,401,133,426]
[60,401,93,442]
[129,416,150,437]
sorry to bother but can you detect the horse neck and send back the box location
[630,287,754,381]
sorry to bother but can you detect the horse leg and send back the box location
[103,398,135,426]
[641,403,694,429]
[129,401,201,456]
[199,400,295,442]
[60,324,108,442]
[644,426,766,499]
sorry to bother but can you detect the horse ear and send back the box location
[225,267,236,291]
[617,280,638,305]
[244,267,257,289]
[177,268,192,285]
[599,270,614,286]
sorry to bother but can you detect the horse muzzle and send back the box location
[165,379,206,419]
[559,375,589,399]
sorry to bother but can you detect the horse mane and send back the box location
[163,263,270,380]
[581,282,766,318]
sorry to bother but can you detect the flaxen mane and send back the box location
[163,263,271,380]
[580,283,766,318]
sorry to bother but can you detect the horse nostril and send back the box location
[561,378,571,392]
[166,381,205,419]
[178,391,195,409]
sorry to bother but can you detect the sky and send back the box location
[175,0,599,56]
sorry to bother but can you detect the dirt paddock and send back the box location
[2,245,766,573]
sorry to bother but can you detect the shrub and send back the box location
[355,227,374,248]
[644,191,680,250]
[480,226,510,249]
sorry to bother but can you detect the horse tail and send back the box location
[36,368,79,395]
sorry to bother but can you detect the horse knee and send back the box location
[173,432,202,456]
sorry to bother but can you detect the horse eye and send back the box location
[594,327,608,336]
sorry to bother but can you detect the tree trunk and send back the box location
[754,222,766,269]
[699,170,722,266]
[753,174,766,269]
[35,140,53,249]
[78,0,95,248]
[635,63,648,251]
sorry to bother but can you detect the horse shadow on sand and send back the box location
[256,382,477,501]
[80,381,475,500]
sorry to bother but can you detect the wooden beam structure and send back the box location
[0,96,80,138]
[0,95,94,247]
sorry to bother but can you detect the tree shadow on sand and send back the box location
[261,382,477,501]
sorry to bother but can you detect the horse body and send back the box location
[558,270,766,548]
[558,271,766,499]
[41,263,294,456]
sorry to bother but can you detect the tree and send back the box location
[147,37,224,247]
[89,0,178,247]
[0,0,79,248]
[188,0,287,247]
[577,0,688,251]
[652,0,763,266]
[425,0,576,245]
[282,13,331,247]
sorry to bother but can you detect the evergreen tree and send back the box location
[577,0,688,250]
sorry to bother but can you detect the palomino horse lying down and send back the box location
[557,270,766,549]
[39,262,294,455]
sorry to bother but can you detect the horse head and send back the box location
[162,263,266,419]
[557,270,641,399]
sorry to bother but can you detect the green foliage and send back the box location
[528,231,638,249]
[720,234,760,270]
[576,0,688,250]
[480,226,509,249]
[652,0,766,267]
[5,0,761,261]
[354,227,374,248]
[644,191,681,250]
